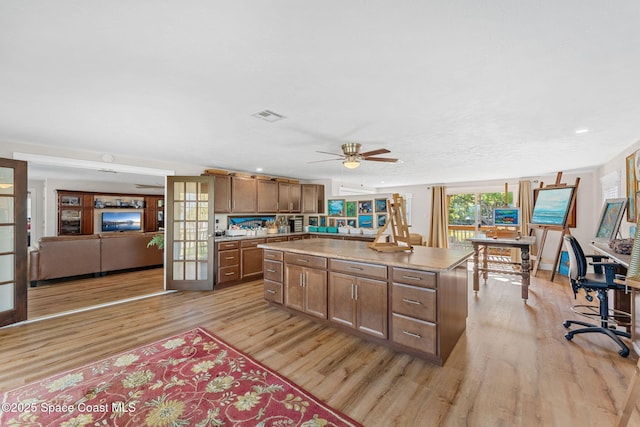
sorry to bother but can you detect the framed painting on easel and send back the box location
[531,187,576,227]
[626,153,637,222]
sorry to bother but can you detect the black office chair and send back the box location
[562,235,631,357]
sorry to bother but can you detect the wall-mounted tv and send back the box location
[593,198,627,243]
[493,207,521,228]
[102,211,142,232]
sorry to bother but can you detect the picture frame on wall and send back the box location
[375,198,387,212]
[627,153,637,222]
[359,214,373,228]
[347,219,356,227]
[358,200,373,213]
[319,216,327,226]
[308,216,318,226]
[377,214,387,227]
[336,219,346,227]
[346,201,357,217]
[328,199,345,217]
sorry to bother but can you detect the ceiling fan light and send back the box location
[343,159,360,169]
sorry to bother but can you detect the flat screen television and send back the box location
[102,211,142,232]
[493,207,521,228]
[593,198,627,243]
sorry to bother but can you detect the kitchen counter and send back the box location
[214,231,379,242]
[259,238,472,365]
[258,238,472,272]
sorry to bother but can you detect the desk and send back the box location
[468,235,536,301]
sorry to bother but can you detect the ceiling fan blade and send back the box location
[363,157,398,163]
[359,148,390,157]
[316,150,346,157]
[307,158,343,164]
[135,184,164,188]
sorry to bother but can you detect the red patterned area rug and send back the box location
[1,327,362,426]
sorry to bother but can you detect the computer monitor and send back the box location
[493,207,521,228]
[593,198,627,243]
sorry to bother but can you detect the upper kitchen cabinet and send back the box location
[301,184,325,213]
[278,182,301,213]
[231,176,257,213]
[257,179,279,212]
[214,175,231,213]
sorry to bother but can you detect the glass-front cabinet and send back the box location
[58,191,93,235]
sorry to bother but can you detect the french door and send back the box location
[0,158,28,327]
[166,176,216,290]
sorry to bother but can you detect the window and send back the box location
[449,191,514,228]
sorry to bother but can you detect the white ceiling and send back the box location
[2,1,640,188]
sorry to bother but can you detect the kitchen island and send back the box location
[258,239,472,365]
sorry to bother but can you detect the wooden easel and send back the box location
[368,193,413,252]
[529,172,580,282]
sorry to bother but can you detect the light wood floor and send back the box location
[27,268,165,319]
[3,267,639,426]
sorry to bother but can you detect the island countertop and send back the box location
[258,239,472,272]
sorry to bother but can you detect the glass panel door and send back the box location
[166,176,215,290]
[0,158,27,327]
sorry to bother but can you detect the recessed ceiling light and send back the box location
[575,128,589,134]
[256,167,263,172]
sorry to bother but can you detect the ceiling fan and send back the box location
[311,143,398,169]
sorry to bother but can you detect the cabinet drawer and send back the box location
[263,260,283,282]
[284,252,327,269]
[267,236,288,243]
[392,283,436,322]
[218,266,240,284]
[391,267,436,289]
[392,313,437,355]
[264,280,283,304]
[218,249,239,267]
[264,249,283,261]
[241,238,266,248]
[330,259,387,280]
[217,241,239,250]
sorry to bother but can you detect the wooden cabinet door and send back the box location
[285,264,305,312]
[232,177,257,213]
[301,184,317,213]
[214,175,231,213]
[278,182,290,213]
[257,179,278,212]
[356,277,388,338]
[329,272,356,328]
[241,246,264,279]
[289,183,301,212]
[304,267,327,319]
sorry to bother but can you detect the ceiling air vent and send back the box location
[251,110,286,123]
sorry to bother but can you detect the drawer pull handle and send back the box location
[267,269,277,273]
[225,256,235,260]
[348,266,363,271]
[402,275,422,281]
[402,298,422,305]
[297,259,309,263]
[402,330,422,339]
[266,289,276,294]
[225,272,236,276]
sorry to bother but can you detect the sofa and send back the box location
[29,232,164,286]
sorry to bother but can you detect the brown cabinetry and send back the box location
[278,182,301,213]
[231,176,257,213]
[328,263,388,339]
[214,175,232,213]
[144,195,164,232]
[390,267,439,356]
[284,252,327,319]
[301,184,324,214]
[257,179,279,212]
[58,191,94,235]
[263,249,284,304]
[217,241,240,284]
[241,238,265,280]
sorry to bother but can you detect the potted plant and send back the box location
[147,233,164,250]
